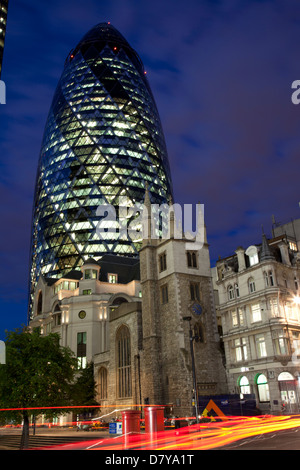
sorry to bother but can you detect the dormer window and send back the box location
[245,246,259,266]
[108,273,118,284]
[84,269,98,280]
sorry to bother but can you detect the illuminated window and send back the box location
[116,326,131,398]
[233,337,247,362]
[84,269,98,280]
[272,329,288,355]
[231,308,244,327]
[108,273,118,283]
[256,374,270,402]
[251,303,261,322]
[246,246,259,266]
[83,289,92,295]
[77,332,87,369]
[239,376,250,395]
[255,334,267,358]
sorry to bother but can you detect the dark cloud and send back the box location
[1,0,300,337]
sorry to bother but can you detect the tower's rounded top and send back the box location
[79,22,129,48]
[71,22,144,73]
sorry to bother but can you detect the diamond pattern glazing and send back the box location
[28,23,173,318]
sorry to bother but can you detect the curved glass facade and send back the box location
[29,23,173,317]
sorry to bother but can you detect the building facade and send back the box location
[29,200,228,422]
[213,221,300,414]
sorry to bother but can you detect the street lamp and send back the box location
[183,316,199,424]
[293,295,300,305]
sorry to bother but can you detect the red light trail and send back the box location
[89,415,300,451]
[24,414,300,451]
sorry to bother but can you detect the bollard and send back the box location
[144,406,165,433]
[121,410,141,435]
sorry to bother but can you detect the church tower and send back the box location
[139,196,227,416]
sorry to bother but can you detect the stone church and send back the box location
[30,196,227,423]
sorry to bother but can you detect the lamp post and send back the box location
[183,316,199,423]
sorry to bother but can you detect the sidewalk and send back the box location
[0,426,114,449]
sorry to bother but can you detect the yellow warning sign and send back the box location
[201,399,227,421]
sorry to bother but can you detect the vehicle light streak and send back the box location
[51,415,300,451]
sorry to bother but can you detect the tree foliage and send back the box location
[71,361,100,418]
[0,328,78,448]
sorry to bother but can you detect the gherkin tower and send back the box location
[28,23,173,317]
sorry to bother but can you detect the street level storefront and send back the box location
[236,370,300,414]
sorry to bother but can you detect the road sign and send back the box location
[109,422,122,434]
[201,399,227,420]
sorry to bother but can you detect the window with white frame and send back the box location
[239,376,251,395]
[108,273,118,283]
[251,303,262,322]
[256,373,270,402]
[255,334,267,358]
[264,271,274,287]
[233,337,248,362]
[285,302,298,320]
[272,329,288,356]
[234,283,240,298]
[231,308,244,327]
[245,246,259,266]
[231,309,238,327]
[292,331,300,358]
[228,285,234,300]
[270,298,280,317]
[248,277,256,293]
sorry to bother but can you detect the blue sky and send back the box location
[1,0,300,338]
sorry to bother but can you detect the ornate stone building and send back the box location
[213,219,300,414]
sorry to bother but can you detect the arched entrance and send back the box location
[255,373,270,403]
[278,372,299,413]
[238,376,251,395]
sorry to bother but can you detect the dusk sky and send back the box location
[1,0,300,339]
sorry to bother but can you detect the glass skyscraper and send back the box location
[0,0,9,79]
[28,23,173,318]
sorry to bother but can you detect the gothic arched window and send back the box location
[116,325,131,398]
[37,291,43,315]
[98,367,108,400]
